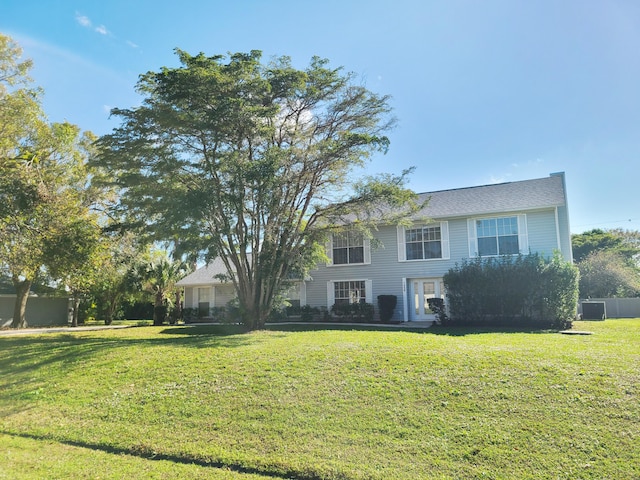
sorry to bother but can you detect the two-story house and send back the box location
[177,172,572,323]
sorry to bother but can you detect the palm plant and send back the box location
[140,251,190,326]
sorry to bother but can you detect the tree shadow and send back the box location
[0,430,320,480]
[159,324,250,336]
[0,327,258,404]
[427,325,558,336]
[261,322,556,336]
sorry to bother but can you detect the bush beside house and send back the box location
[444,253,579,329]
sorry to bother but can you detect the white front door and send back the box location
[410,279,445,321]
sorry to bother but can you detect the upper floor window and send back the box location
[469,215,527,257]
[406,225,442,260]
[398,222,450,262]
[329,231,370,265]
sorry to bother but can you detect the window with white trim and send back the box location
[406,225,442,260]
[471,216,526,257]
[327,279,372,307]
[328,231,370,265]
[334,280,366,305]
[398,222,450,261]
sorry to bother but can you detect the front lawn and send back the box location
[1,320,638,479]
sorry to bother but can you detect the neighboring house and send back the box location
[176,256,305,318]
[177,172,572,323]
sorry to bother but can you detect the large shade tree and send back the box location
[0,34,100,328]
[95,50,418,329]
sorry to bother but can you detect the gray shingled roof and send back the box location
[176,257,233,286]
[413,173,566,219]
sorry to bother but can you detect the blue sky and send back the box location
[2,0,639,234]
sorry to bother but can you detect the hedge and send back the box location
[443,253,579,329]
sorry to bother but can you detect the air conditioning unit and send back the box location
[581,301,606,320]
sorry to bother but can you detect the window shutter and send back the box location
[517,214,529,254]
[467,219,478,257]
[365,280,373,304]
[326,236,334,265]
[440,221,450,259]
[397,226,406,261]
[327,282,334,309]
[364,237,371,264]
[299,282,307,306]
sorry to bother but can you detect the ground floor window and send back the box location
[198,287,210,316]
[334,280,367,305]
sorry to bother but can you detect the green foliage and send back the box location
[444,253,579,329]
[330,302,375,322]
[578,250,640,298]
[426,297,448,325]
[572,228,640,263]
[573,228,640,298]
[137,250,191,325]
[377,294,397,322]
[94,49,419,329]
[0,34,103,328]
[285,304,321,322]
[89,233,146,325]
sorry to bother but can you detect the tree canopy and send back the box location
[572,228,639,264]
[94,49,418,329]
[0,33,102,328]
[572,228,640,298]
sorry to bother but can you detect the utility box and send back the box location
[582,301,606,320]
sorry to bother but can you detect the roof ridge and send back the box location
[415,175,556,196]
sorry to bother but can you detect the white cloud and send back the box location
[75,13,111,36]
[126,40,139,49]
[75,13,92,28]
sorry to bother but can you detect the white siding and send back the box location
[525,210,563,258]
[215,284,236,307]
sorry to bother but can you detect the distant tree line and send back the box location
[572,229,640,298]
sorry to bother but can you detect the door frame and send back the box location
[407,278,445,321]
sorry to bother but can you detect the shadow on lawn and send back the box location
[0,328,258,402]
[1,430,323,480]
[261,322,557,336]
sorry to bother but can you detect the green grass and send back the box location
[0,320,638,479]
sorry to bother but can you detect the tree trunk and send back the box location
[171,289,181,325]
[11,279,32,329]
[153,291,165,326]
[71,296,81,327]
[104,297,116,325]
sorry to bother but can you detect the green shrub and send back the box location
[426,297,448,325]
[377,295,397,322]
[330,302,375,322]
[444,253,579,329]
[303,305,319,322]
